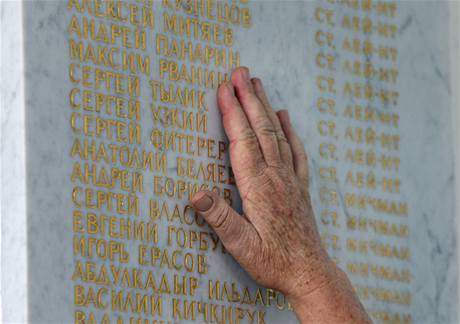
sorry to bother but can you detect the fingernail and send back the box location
[242,67,250,81]
[193,194,213,212]
[251,77,261,88]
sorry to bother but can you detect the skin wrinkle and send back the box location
[190,67,372,324]
[213,204,233,230]
[252,77,293,168]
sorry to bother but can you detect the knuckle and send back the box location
[252,115,273,130]
[258,126,278,138]
[275,130,288,143]
[230,129,258,147]
[212,206,232,230]
[254,121,277,138]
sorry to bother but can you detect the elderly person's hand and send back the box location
[191,67,371,324]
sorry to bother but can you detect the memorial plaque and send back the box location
[1,0,459,323]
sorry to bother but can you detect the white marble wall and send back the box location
[1,0,459,323]
[1,0,28,322]
[450,0,460,317]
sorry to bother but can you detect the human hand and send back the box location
[191,67,371,323]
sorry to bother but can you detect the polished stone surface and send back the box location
[1,1,459,323]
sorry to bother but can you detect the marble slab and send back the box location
[1,0,459,323]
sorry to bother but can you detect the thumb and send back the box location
[191,190,259,262]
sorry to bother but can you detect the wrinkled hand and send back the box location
[191,67,371,323]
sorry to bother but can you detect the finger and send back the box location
[191,191,261,265]
[277,110,309,184]
[231,67,281,165]
[218,81,266,180]
[251,78,294,168]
